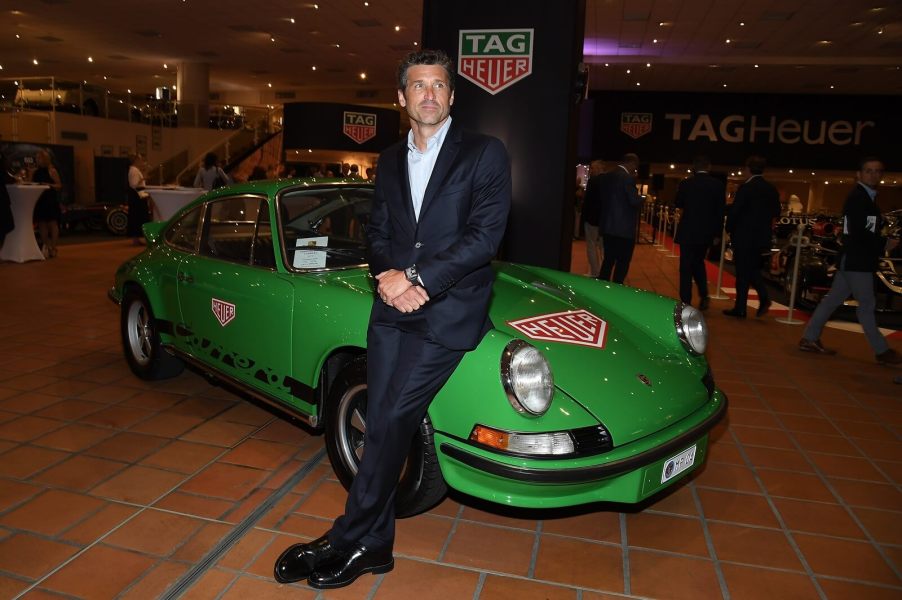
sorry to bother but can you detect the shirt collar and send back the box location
[407,116,452,154]
[745,174,762,183]
[858,181,878,200]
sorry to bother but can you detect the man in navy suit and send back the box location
[274,49,511,589]
[597,153,641,283]
[675,156,725,310]
[723,156,781,318]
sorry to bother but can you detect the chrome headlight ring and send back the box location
[500,339,554,416]
[674,303,708,355]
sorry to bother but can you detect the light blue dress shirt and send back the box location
[407,116,452,222]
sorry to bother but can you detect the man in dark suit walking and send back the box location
[799,157,901,365]
[675,156,725,310]
[723,156,781,318]
[597,153,641,283]
[273,49,511,589]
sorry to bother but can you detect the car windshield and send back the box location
[277,185,372,271]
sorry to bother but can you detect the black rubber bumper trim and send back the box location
[439,392,728,484]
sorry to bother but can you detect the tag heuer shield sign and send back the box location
[459,29,533,95]
[343,111,377,144]
[620,113,653,139]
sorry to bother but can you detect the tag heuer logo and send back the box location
[621,112,653,139]
[343,111,376,144]
[211,298,236,327]
[458,29,533,95]
[507,309,608,349]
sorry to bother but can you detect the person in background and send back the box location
[0,147,14,246]
[349,164,361,179]
[193,152,230,190]
[31,150,63,258]
[581,159,605,277]
[799,157,902,366]
[126,153,152,245]
[723,155,781,318]
[674,156,726,310]
[248,165,267,181]
[596,153,641,283]
[365,167,375,181]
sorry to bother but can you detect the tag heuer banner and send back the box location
[458,29,534,95]
[343,111,377,144]
[620,113,653,139]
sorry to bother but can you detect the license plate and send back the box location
[661,445,697,484]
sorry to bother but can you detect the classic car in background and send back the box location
[109,179,726,516]
[60,203,129,236]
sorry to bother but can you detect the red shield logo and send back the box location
[620,112,653,139]
[211,298,236,327]
[507,309,608,349]
[343,111,376,144]
[459,29,533,95]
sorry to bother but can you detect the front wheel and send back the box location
[120,288,184,380]
[324,356,447,517]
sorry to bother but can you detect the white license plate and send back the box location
[661,445,697,484]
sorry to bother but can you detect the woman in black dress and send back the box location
[126,153,151,244]
[31,150,63,258]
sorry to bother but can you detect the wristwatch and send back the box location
[404,265,420,286]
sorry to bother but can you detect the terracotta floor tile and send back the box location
[0,575,29,598]
[178,462,270,502]
[215,528,276,573]
[154,491,235,520]
[0,416,63,442]
[778,414,839,436]
[708,522,802,569]
[882,545,902,573]
[645,481,699,516]
[834,420,898,441]
[270,513,331,540]
[42,544,156,598]
[706,441,745,465]
[224,487,275,523]
[729,426,797,450]
[180,419,257,447]
[60,502,139,545]
[828,478,902,511]
[129,412,206,438]
[720,563,820,600]
[0,445,68,478]
[807,452,890,483]
[693,462,761,493]
[531,535,622,591]
[722,393,766,410]
[0,479,43,513]
[742,446,814,473]
[0,532,81,579]
[221,575,317,600]
[794,533,899,584]
[697,488,779,527]
[728,408,782,429]
[80,404,155,429]
[2,373,61,392]
[818,403,878,422]
[757,469,835,502]
[141,439,223,474]
[76,384,142,404]
[764,396,821,416]
[855,439,902,462]
[628,550,721,600]
[853,507,902,545]
[391,513,454,560]
[104,508,206,556]
[31,454,126,491]
[219,402,274,426]
[441,521,535,576]
[626,512,709,557]
[0,489,104,536]
[120,389,187,411]
[292,480,348,520]
[816,578,902,600]
[220,438,299,470]
[32,423,114,452]
[171,521,233,563]
[32,398,104,421]
[84,431,168,463]
[253,419,312,444]
[118,560,189,600]
[791,432,862,456]
[0,392,62,415]
[179,568,236,600]
[91,465,186,504]
[540,509,622,542]
[874,460,902,485]
[772,498,865,538]
[479,575,577,599]
[459,504,542,532]
[374,558,479,599]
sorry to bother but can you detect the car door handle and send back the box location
[177,273,194,283]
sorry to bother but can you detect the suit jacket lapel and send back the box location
[418,121,461,223]
[394,141,417,234]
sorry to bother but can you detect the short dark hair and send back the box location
[203,152,218,169]
[745,155,766,175]
[692,156,711,172]
[859,156,883,170]
[622,153,639,166]
[397,49,455,92]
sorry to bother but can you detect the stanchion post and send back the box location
[654,204,664,247]
[657,207,670,252]
[711,218,730,300]
[776,223,806,325]
[668,211,680,257]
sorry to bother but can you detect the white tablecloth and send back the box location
[144,186,205,221]
[0,184,50,263]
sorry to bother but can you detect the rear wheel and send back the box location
[120,288,184,380]
[106,206,128,235]
[324,356,447,517]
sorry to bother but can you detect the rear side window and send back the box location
[164,206,201,252]
[200,196,271,266]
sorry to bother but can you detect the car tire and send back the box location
[324,356,447,518]
[120,288,184,380]
[106,206,128,236]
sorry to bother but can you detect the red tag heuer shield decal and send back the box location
[621,112,653,139]
[343,111,376,144]
[459,29,533,95]
[507,309,608,349]
[211,298,236,327]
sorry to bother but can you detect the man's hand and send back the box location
[375,269,412,304]
[389,286,430,313]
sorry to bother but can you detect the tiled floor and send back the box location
[0,234,900,599]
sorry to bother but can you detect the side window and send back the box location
[200,197,262,264]
[252,200,276,268]
[164,206,201,251]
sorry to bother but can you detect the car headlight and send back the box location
[500,339,554,416]
[675,303,708,354]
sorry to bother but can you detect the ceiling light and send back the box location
[314,3,319,8]
[754,64,759,68]
[15,34,20,39]
[653,38,658,43]
[811,172,815,175]
[394,25,400,32]
[850,21,863,26]
[830,84,835,89]
[311,65,317,71]
[817,39,832,45]
[824,181,829,185]
[626,69,631,74]
[740,21,745,26]
[880,180,885,184]
[669,164,675,169]
[646,62,651,67]
[722,83,727,87]
[333,43,340,48]
[731,172,735,176]
[32,58,38,65]
[163,63,168,69]
[878,27,884,34]
[290,17,295,24]
[87,56,93,63]
[359,72,366,79]
[789,169,793,173]
[413,41,418,46]
[0,65,3,70]
[725,38,731,44]
[364,1,369,5]
[127,89,131,93]
[604,63,609,67]
[271,35,276,42]
[102,75,107,80]
[636,82,641,86]
[267,82,272,87]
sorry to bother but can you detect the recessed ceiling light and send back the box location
[817,39,832,45]
[789,169,793,173]
[311,65,317,71]
[604,63,609,67]
[127,88,131,93]
[830,84,835,89]
[271,35,276,42]
[670,164,675,169]
[364,1,369,5]
[850,21,863,26]
[333,43,341,48]
[739,21,745,26]
[811,172,815,175]
[32,58,38,65]
[722,83,727,87]
[87,56,93,63]
[646,62,651,67]
[289,17,295,24]
[15,34,20,39]
[725,38,731,44]
[394,25,400,32]
[359,72,366,79]
[413,41,418,46]
[653,39,658,43]
[626,68,631,74]
[267,82,272,87]
[636,82,641,86]
[878,27,884,34]
[163,63,168,69]
[754,64,759,68]
[313,3,319,8]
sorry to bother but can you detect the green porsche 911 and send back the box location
[110,179,726,516]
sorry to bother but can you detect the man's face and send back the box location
[858,161,884,188]
[398,64,454,128]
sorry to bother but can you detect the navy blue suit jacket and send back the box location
[674,172,726,246]
[366,121,511,350]
[726,175,781,249]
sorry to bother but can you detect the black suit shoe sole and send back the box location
[307,558,394,589]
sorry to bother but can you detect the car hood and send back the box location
[488,263,711,447]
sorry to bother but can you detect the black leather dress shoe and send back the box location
[273,534,340,584]
[307,544,394,589]
[698,296,710,311]
[722,308,746,318]
[756,299,772,318]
